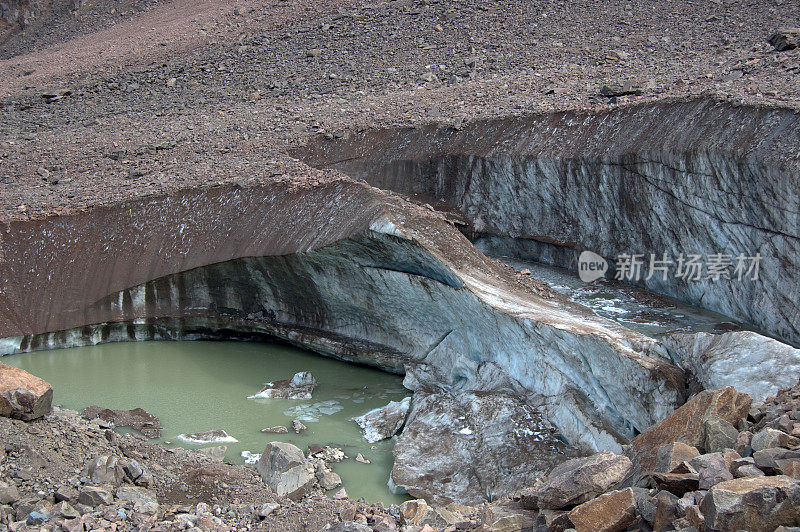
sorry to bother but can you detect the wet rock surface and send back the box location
[80,405,161,438]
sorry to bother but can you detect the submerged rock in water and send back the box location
[81,405,162,438]
[391,390,573,505]
[663,331,800,403]
[354,396,411,443]
[177,429,238,444]
[0,363,53,421]
[256,441,315,501]
[249,371,317,400]
[261,426,289,434]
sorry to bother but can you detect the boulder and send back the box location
[256,442,315,501]
[769,28,800,51]
[77,486,113,507]
[652,490,681,531]
[51,501,79,520]
[522,451,632,510]
[353,397,411,443]
[626,386,751,474]
[735,464,766,478]
[0,363,53,420]
[317,469,342,490]
[85,456,125,487]
[702,476,800,531]
[649,472,699,495]
[663,332,800,403]
[399,499,449,528]
[690,453,734,489]
[81,406,161,438]
[703,415,739,453]
[655,442,700,473]
[0,480,20,505]
[754,448,800,473]
[196,446,227,462]
[735,430,753,456]
[751,427,796,452]
[115,486,158,515]
[249,371,316,399]
[778,459,800,479]
[567,488,636,532]
[392,390,572,505]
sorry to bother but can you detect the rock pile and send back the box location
[512,382,800,532]
[256,442,343,501]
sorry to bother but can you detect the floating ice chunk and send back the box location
[241,451,261,465]
[177,429,238,444]
[248,371,316,399]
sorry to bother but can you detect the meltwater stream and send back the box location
[3,341,411,505]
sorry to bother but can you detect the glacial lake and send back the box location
[3,340,411,505]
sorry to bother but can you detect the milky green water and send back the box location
[3,341,411,505]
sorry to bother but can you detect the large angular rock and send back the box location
[567,488,636,532]
[77,486,113,507]
[690,453,734,489]
[114,486,158,515]
[751,427,796,452]
[703,415,739,453]
[354,397,411,443]
[249,371,316,399]
[654,442,700,473]
[81,406,162,438]
[0,363,53,420]
[85,456,125,487]
[521,451,632,510]
[392,390,573,505]
[399,499,449,528]
[0,480,20,505]
[663,331,800,404]
[753,448,800,473]
[256,442,315,501]
[701,476,800,531]
[626,386,751,474]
